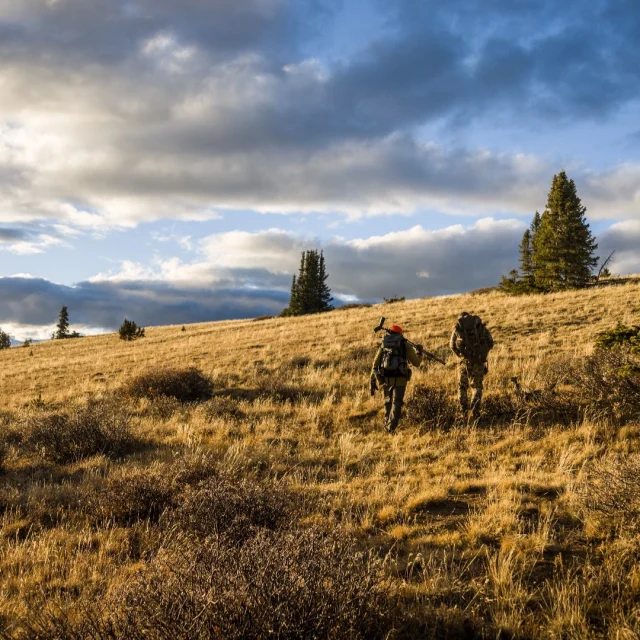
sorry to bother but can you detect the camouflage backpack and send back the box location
[455,314,492,361]
[379,333,409,377]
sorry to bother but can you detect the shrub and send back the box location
[574,454,640,535]
[383,296,405,304]
[252,315,275,322]
[88,467,177,525]
[119,318,145,341]
[29,528,392,640]
[406,385,457,430]
[200,396,246,421]
[570,347,640,423]
[125,367,214,403]
[164,476,300,543]
[19,399,138,464]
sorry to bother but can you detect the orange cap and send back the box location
[389,324,403,334]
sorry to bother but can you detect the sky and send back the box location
[1,0,639,340]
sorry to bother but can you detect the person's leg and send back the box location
[383,384,392,429]
[387,386,406,432]
[459,361,470,412]
[469,363,485,416]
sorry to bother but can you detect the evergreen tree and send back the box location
[534,172,598,290]
[55,306,70,339]
[282,250,333,316]
[0,329,10,350]
[318,251,334,312]
[518,229,534,289]
[498,172,598,294]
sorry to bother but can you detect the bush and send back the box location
[125,367,214,402]
[165,476,300,543]
[200,396,245,421]
[252,315,275,322]
[406,385,457,430]
[29,528,392,640]
[119,318,145,341]
[18,399,138,464]
[575,454,640,535]
[88,468,177,525]
[570,347,640,423]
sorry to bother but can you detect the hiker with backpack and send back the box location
[449,312,494,417]
[370,324,423,433]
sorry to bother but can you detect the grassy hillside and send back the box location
[1,278,640,638]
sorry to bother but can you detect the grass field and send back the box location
[1,278,640,638]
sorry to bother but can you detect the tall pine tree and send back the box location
[499,173,598,294]
[533,172,598,290]
[282,250,333,316]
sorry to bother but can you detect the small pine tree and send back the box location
[318,251,334,312]
[55,306,70,339]
[119,319,145,341]
[518,229,534,289]
[0,330,11,350]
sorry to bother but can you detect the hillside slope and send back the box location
[1,278,640,638]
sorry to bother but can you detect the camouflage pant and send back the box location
[383,384,406,432]
[458,360,486,413]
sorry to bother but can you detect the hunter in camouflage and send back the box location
[449,312,494,417]
[370,324,423,433]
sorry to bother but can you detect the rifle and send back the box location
[373,316,446,365]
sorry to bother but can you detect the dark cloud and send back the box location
[1,0,640,229]
[0,274,290,331]
[0,228,28,242]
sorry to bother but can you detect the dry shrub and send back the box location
[406,385,457,430]
[145,395,182,420]
[125,366,214,403]
[570,348,640,424]
[164,476,300,542]
[87,468,178,526]
[252,373,317,404]
[16,399,138,464]
[574,454,640,535]
[199,396,246,421]
[26,528,392,640]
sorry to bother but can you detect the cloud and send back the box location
[3,217,640,338]
[598,220,640,275]
[0,228,28,242]
[1,1,640,231]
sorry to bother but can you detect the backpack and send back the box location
[379,333,409,377]
[455,314,492,361]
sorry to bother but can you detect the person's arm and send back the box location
[406,343,423,367]
[486,327,494,350]
[449,329,461,356]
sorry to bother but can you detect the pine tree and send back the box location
[498,173,598,294]
[534,172,598,290]
[518,229,534,289]
[0,329,10,350]
[282,250,333,316]
[55,306,70,339]
[318,251,334,312]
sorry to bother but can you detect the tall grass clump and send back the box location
[125,366,214,403]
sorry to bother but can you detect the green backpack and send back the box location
[455,314,492,361]
[379,333,409,377]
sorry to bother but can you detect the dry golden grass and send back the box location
[1,277,640,637]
